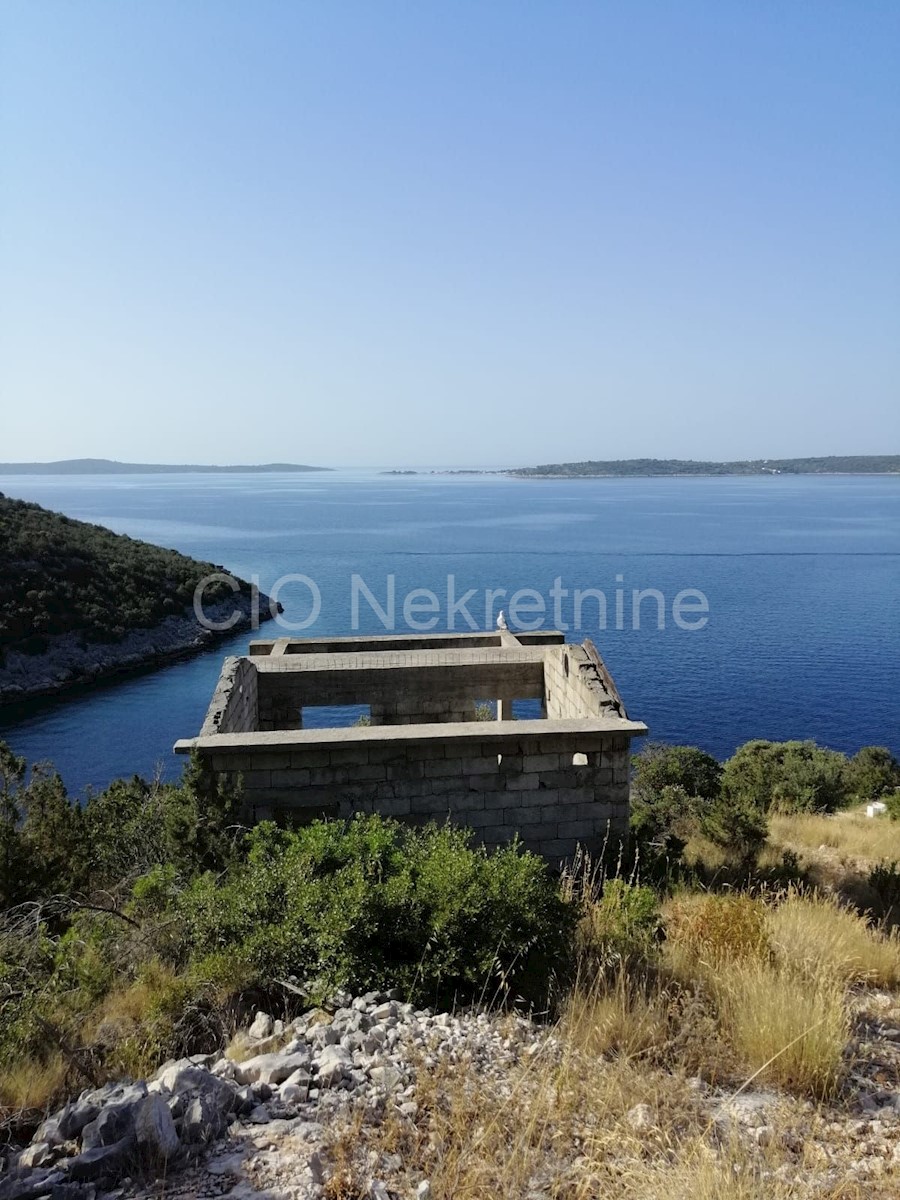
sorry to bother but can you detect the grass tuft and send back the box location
[768,889,900,987]
[664,893,769,974]
[562,970,668,1061]
[714,954,848,1099]
[0,1054,69,1116]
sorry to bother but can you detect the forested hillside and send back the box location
[0,492,255,662]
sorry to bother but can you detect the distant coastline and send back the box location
[506,455,900,478]
[381,456,900,478]
[0,458,331,475]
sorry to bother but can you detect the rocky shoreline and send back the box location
[0,596,278,706]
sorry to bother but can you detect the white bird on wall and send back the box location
[496,610,508,630]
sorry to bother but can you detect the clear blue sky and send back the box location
[1,1,898,468]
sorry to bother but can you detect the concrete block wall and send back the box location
[257,685,301,731]
[543,645,621,721]
[198,725,636,864]
[200,657,259,736]
[254,652,544,730]
[183,634,647,864]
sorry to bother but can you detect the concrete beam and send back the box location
[249,630,566,656]
[174,715,648,755]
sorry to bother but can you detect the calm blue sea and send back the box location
[1,471,898,796]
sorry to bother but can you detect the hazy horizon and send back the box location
[1,452,899,474]
[2,2,898,467]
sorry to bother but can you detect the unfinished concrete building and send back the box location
[175,631,647,863]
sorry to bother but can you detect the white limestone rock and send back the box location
[316,1045,353,1087]
[234,1049,312,1087]
[248,1011,275,1041]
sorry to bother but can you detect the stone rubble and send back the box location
[2,987,900,1199]
[0,990,465,1200]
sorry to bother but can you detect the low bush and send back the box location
[847,745,900,802]
[867,860,900,919]
[630,744,768,872]
[576,879,661,978]
[174,816,572,1008]
[721,739,850,814]
[631,743,722,806]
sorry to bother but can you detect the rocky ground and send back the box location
[3,987,900,1200]
[0,596,273,704]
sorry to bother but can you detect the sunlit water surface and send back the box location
[1,471,897,795]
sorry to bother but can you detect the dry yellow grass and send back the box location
[562,970,668,1061]
[770,809,900,865]
[405,1039,736,1199]
[322,1003,811,1200]
[661,892,850,1098]
[89,960,180,1033]
[663,893,769,971]
[714,954,849,1099]
[0,1053,68,1115]
[768,889,900,987]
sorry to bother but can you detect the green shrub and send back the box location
[696,791,768,863]
[632,743,721,804]
[578,879,661,976]
[722,740,850,814]
[176,815,572,1007]
[630,744,767,868]
[849,746,900,802]
[867,861,900,918]
[630,745,721,864]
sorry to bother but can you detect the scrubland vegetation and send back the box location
[2,733,900,1194]
[0,493,255,662]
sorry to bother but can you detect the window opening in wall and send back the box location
[300,704,372,728]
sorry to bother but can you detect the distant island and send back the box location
[508,455,900,478]
[0,492,276,703]
[0,458,331,475]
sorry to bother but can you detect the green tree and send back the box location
[19,765,87,896]
[0,742,28,908]
[847,746,900,801]
[632,742,721,804]
[721,740,850,814]
[162,753,245,874]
